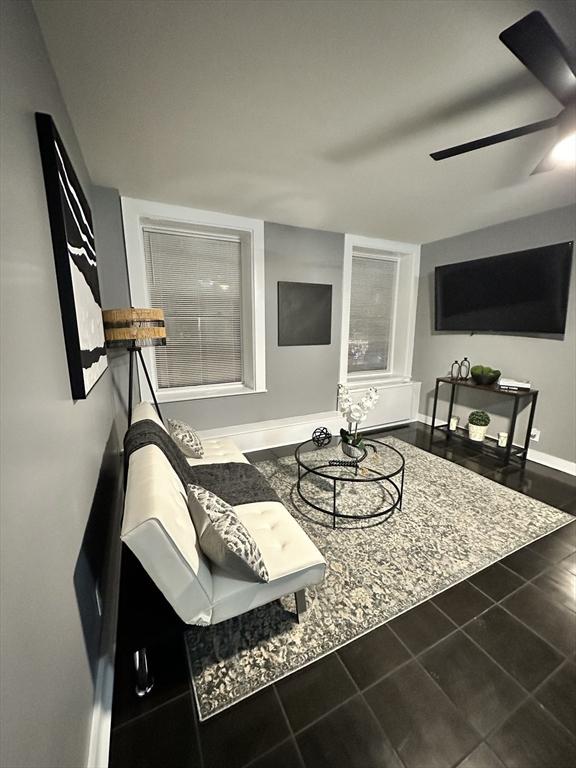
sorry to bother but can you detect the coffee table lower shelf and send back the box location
[294,438,405,529]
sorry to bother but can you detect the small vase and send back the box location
[341,441,365,459]
[468,423,488,442]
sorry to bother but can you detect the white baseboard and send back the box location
[199,411,343,453]
[524,448,576,476]
[417,412,447,427]
[87,654,116,768]
[417,414,576,476]
[199,409,417,453]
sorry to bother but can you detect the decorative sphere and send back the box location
[312,426,331,447]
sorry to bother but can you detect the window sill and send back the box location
[345,375,413,390]
[156,383,267,403]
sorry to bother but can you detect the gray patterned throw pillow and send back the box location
[167,418,204,458]
[187,484,269,583]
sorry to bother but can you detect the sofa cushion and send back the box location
[210,502,326,624]
[187,437,249,467]
[235,502,326,581]
[187,485,269,583]
[168,418,204,458]
[121,444,213,625]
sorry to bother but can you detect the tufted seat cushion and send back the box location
[187,437,249,467]
[235,502,323,581]
[210,501,326,624]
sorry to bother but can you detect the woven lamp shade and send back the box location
[102,308,166,347]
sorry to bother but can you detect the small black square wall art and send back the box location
[277,281,332,346]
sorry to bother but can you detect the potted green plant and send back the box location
[468,410,490,441]
[470,365,501,386]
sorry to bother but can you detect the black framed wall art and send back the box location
[277,281,332,346]
[36,112,108,399]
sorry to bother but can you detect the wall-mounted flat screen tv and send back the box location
[435,241,573,335]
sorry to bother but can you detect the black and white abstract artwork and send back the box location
[36,113,108,399]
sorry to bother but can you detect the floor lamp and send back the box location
[102,307,166,427]
[102,307,166,697]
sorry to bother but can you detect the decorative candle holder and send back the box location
[449,415,460,431]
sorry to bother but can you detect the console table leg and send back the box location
[446,383,456,440]
[523,392,538,464]
[506,398,520,464]
[430,380,440,444]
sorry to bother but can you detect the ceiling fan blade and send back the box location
[430,115,559,161]
[499,11,576,106]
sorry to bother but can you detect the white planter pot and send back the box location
[341,441,365,459]
[468,423,488,442]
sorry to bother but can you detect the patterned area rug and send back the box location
[185,438,572,720]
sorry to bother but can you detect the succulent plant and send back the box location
[471,365,501,377]
[470,365,501,385]
[468,410,490,426]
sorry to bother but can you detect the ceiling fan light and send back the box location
[550,132,576,167]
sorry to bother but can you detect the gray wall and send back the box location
[0,3,120,767]
[163,222,344,429]
[92,184,135,435]
[412,205,576,462]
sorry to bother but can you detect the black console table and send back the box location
[430,377,539,466]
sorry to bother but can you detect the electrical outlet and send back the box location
[530,428,541,442]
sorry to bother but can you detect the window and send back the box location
[348,250,398,374]
[123,199,265,402]
[340,235,420,386]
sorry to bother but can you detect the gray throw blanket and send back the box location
[124,419,282,507]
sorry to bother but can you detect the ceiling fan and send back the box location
[431,10,576,173]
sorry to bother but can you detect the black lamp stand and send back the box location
[127,344,164,427]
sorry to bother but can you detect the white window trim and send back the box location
[122,197,266,402]
[339,234,420,390]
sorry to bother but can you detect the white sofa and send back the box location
[121,402,326,628]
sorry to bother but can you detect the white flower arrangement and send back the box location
[337,384,379,446]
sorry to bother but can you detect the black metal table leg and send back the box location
[523,392,539,464]
[333,480,337,529]
[506,397,520,464]
[430,379,440,443]
[446,382,456,439]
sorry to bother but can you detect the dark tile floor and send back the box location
[109,424,576,768]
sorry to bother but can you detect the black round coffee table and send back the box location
[294,438,405,528]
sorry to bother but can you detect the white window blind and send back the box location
[143,229,243,388]
[348,252,397,373]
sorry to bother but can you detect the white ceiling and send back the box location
[34,0,576,243]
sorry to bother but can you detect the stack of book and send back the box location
[499,377,531,392]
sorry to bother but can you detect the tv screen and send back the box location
[435,242,573,335]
